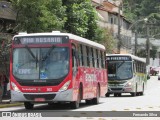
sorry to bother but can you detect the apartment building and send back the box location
[92,0,133,54]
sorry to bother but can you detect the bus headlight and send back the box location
[11,82,21,92]
[125,82,132,87]
[59,80,71,92]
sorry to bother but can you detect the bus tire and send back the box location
[117,93,121,97]
[85,99,92,105]
[105,93,110,97]
[114,93,119,97]
[131,85,137,97]
[92,85,100,104]
[70,87,82,109]
[24,102,34,109]
[140,84,144,96]
[131,92,136,96]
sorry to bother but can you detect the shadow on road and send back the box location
[105,93,144,98]
[15,102,104,111]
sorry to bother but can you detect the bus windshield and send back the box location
[108,61,133,80]
[13,47,69,80]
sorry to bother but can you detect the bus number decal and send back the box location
[47,88,52,92]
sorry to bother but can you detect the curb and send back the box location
[0,100,23,108]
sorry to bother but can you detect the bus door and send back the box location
[71,44,80,89]
[72,45,79,78]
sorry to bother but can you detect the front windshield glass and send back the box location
[108,61,133,80]
[13,47,69,80]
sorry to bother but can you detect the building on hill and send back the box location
[92,0,133,54]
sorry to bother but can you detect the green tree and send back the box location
[10,0,115,52]
[62,0,115,52]
[137,45,157,59]
[123,0,143,21]
[137,50,145,58]
[62,0,90,37]
[150,46,157,60]
[123,0,160,21]
[98,28,116,53]
[83,1,98,41]
[11,0,66,33]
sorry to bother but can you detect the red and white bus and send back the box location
[10,31,108,109]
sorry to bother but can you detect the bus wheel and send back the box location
[24,102,34,109]
[70,88,81,109]
[105,93,110,97]
[92,85,100,104]
[114,93,119,97]
[117,93,121,97]
[131,85,137,97]
[140,85,144,96]
[70,100,79,109]
[85,99,92,105]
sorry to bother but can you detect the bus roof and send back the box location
[106,54,146,63]
[13,32,105,50]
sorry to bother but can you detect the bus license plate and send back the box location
[34,98,45,102]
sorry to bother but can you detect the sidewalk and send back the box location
[0,91,23,108]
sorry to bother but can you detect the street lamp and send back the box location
[115,0,148,54]
[128,18,148,30]
[146,21,150,65]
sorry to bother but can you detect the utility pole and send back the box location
[146,24,150,65]
[134,30,138,55]
[117,3,121,53]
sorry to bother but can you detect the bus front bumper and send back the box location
[107,87,134,94]
[11,89,73,102]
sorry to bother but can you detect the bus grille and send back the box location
[110,88,123,91]
[24,94,56,101]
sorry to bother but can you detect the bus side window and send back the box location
[91,48,95,67]
[82,45,87,67]
[72,49,78,66]
[72,44,78,76]
[79,44,84,66]
[133,62,136,73]
[96,49,99,68]
[86,46,90,67]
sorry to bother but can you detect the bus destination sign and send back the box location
[106,56,131,61]
[14,36,69,44]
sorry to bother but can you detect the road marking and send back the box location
[111,110,117,111]
[86,117,94,119]
[98,118,106,120]
[148,106,153,108]
[62,115,69,117]
[96,111,103,113]
[73,116,80,118]
[81,112,87,115]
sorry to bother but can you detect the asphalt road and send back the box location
[0,76,160,120]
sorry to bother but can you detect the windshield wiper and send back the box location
[117,61,125,69]
[42,45,55,61]
[25,45,38,63]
